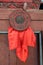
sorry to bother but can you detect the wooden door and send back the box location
[0,8,43,65]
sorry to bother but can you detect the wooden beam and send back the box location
[0,9,43,21]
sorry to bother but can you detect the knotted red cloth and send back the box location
[8,27,36,62]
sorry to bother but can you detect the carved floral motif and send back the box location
[0,0,41,9]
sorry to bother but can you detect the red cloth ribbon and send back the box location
[8,27,36,62]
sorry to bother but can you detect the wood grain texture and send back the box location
[0,9,43,31]
[0,9,43,20]
[0,20,43,31]
[0,9,43,65]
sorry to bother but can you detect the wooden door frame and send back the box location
[35,31,43,65]
[0,31,42,65]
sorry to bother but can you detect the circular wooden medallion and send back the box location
[9,9,31,31]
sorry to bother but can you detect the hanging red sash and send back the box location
[8,27,36,62]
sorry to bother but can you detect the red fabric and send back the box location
[0,0,32,2]
[8,27,36,62]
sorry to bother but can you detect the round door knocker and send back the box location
[9,9,31,31]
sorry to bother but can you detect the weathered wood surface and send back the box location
[0,8,42,65]
[0,8,43,31]
[0,8,43,20]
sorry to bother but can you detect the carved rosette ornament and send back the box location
[9,9,31,31]
[0,0,41,9]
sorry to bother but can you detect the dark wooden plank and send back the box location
[0,34,16,65]
[9,50,16,65]
[0,20,43,31]
[0,34,9,65]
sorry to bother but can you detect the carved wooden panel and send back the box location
[0,9,43,31]
[0,9,43,65]
[0,0,41,9]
